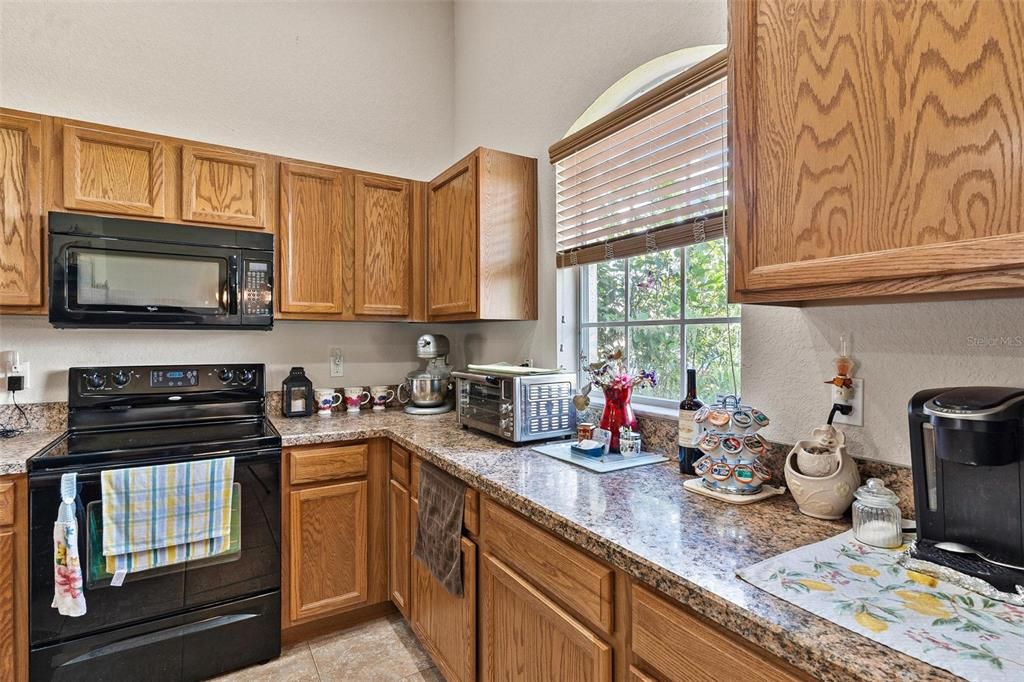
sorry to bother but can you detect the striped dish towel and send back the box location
[101,458,235,573]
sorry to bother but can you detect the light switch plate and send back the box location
[831,377,863,426]
[329,348,344,377]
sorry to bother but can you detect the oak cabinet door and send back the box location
[279,162,345,314]
[0,112,44,307]
[62,125,166,217]
[480,553,612,682]
[0,476,26,682]
[730,0,1024,302]
[288,480,368,622]
[181,145,269,229]
[427,155,477,316]
[388,478,410,617]
[353,174,411,316]
[410,499,476,682]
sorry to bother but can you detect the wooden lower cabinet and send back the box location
[288,480,368,622]
[410,498,477,682]
[480,552,612,682]
[0,475,28,682]
[631,583,810,682]
[388,478,410,617]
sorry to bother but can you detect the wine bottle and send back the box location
[678,368,704,474]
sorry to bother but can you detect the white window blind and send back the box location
[554,66,727,268]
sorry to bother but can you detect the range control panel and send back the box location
[70,364,265,397]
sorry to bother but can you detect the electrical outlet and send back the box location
[831,377,863,426]
[329,348,344,377]
[8,360,29,390]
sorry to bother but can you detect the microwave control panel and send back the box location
[242,260,273,320]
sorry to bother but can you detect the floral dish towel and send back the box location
[738,530,1024,681]
[52,472,86,617]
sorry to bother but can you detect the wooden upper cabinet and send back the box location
[480,553,612,682]
[427,148,537,321]
[62,125,166,217]
[181,145,268,229]
[729,0,1024,303]
[288,480,369,623]
[428,153,478,317]
[353,174,412,316]
[0,112,44,307]
[279,162,345,314]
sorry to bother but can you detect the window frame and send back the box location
[578,239,741,409]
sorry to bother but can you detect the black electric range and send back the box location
[28,364,282,681]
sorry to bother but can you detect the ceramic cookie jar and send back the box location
[691,396,773,495]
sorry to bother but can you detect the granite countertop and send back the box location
[274,410,953,682]
[0,409,951,680]
[0,430,65,475]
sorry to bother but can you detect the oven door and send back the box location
[28,448,280,648]
[457,377,511,439]
[49,234,241,328]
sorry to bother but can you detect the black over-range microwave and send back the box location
[49,211,274,329]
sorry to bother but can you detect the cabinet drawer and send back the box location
[481,498,614,635]
[410,457,476,533]
[289,444,368,485]
[631,584,808,681]
[390,443,410,486]
[0,481,13,527]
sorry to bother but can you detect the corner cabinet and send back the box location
[0,111,44,309]
[427,147,537,321]
[729,0,1024,304]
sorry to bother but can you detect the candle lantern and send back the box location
[282,367,314,417]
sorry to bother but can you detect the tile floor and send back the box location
[214,614,442,681]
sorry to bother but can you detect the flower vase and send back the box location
[600,385,637,452]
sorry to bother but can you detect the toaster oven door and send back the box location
[457,378,509,439]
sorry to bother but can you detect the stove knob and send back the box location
[217,368,235,383]
[236,368,255,385]
[111,369,131,387]
[85,371,106,390]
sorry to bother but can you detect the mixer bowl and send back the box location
[405,375,450,407]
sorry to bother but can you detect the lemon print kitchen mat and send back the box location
[738,530,1024,681]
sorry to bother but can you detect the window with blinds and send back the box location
[551,51,727,268]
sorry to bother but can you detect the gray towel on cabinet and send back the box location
[412,461,466,596]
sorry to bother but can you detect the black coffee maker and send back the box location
[908,387,1024,592]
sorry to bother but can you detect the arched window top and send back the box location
[564,44,725,137]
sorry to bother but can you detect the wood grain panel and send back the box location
[390,443,410,486]
[279,162,345,314]
[353,174,411,316]
[0,112,43,307]
[481,498,614,635]
[62,125,166,217]
[410,498,477,682]
[632,583,809,681]
[0,482,13,527]
[388,478,411,617]
[477,148,538,320]
[427,154,478,315]
[289,480,368,622]
[480,552,612,682]
[181,145,268,229]
[289,444,368,485]
[629,666,657,682]
[0,476,27,682]
[730,0,1024,296]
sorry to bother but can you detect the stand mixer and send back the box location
[398,334,455,415]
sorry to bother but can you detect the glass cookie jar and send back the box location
[852,478,902,548]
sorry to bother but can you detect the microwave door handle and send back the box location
[227,255,239,315]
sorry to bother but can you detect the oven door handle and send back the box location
[29,448,280,485]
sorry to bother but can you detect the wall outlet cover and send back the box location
[329,348,344,377]
[831,377,863,426]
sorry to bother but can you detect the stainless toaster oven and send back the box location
[453,370,577,443]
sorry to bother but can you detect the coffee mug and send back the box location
[370,385,395,411]
[315,388,342,417]
[343,386,371,412]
